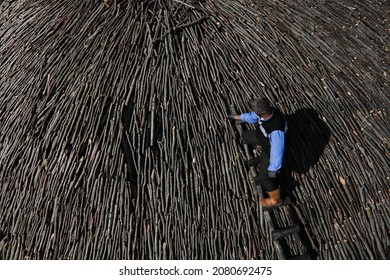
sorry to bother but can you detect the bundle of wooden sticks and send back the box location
[0,0,388,259]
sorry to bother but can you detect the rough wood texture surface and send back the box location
[0,0,389,259]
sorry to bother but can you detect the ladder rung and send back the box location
[272,224,300,240]
[287,254,312,260]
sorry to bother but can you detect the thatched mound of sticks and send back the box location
[0,0,389,260]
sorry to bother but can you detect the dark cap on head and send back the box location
[249,97,272,114]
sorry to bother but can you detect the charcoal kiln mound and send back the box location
[0,0,389,259]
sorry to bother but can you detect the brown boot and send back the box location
[260,188,283,209]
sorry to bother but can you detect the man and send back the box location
[228,97,288,209]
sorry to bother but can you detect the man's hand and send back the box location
[268,170,277,178]
[226,115,237,123]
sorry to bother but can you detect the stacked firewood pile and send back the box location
[0,0,388,259]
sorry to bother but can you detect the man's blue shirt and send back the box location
[240,112,258,124]
[240,111,285,171]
